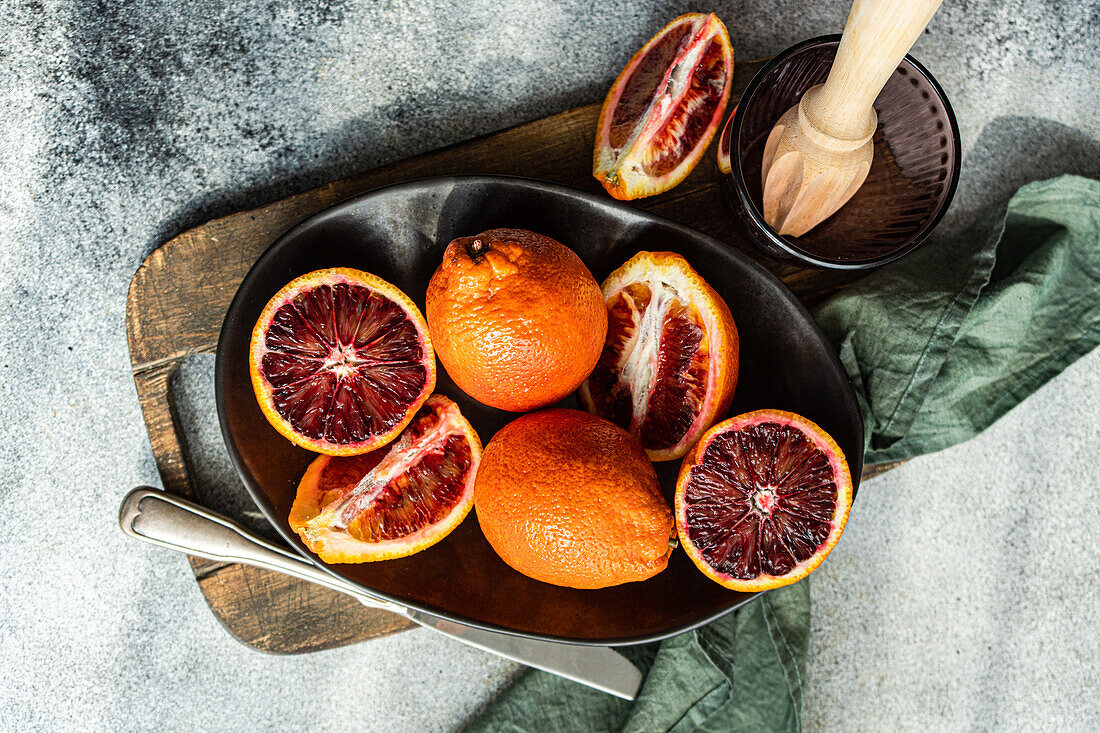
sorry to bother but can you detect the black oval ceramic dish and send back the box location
[724,35,961,269]
[215,175,863,645]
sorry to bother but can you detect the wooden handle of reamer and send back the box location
[806,0,944,142]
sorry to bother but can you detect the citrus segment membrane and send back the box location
[586,282,707,451]
[607,21,695,151]
[262,284,427,442]
[580,252,738,461]
[249,268,435,456]
[289,395,480,564]
[675,410,853,591]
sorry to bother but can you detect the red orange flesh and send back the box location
[249,268,435,456]
[580,251,738,461]
[289,395,481,563]
[594,13,734,200]
[675,409,853,591]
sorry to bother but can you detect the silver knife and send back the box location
[119,487,643,700]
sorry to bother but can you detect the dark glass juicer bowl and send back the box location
[723,35,961,269]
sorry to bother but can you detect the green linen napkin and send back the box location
[466,175,1100,733]
[817,175,1100,464]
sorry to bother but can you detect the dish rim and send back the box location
[214,173,864,645]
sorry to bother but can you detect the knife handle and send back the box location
[118,487,405,614]
[119,487,643,701]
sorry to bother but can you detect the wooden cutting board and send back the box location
[126,56,892,654]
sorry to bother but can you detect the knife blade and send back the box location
[118,487,643,700]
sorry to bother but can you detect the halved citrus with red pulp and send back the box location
[289,395,481,563]
[675,409,853,591]
[593,12,734,200]
[580,251,738,461]
[249,267,435,456]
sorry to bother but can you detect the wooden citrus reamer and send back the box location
[761,0,944,237]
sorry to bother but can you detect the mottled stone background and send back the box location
[1,0,1097,730]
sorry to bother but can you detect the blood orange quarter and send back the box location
[289,395,480,563]
[593,12,734,200]
[579,251,738,461]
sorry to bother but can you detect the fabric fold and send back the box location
[817,175,1100,464]
[466,175,1100,733]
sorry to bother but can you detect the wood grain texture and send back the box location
[127,56,893,654]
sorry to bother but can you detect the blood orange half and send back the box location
[289,395,481,563]
[593,12,734,200]
[579,251,738,461]
[249,268,435,456]
[675,409,853,592]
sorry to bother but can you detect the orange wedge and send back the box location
[579,251,738,461]
[289,395,480,563]
[593,13,734,200]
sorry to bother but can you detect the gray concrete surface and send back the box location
[1,0,1097,730]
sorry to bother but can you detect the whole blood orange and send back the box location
[289,395,481,563]
[425,229,607,412]
[249,268,435,456]
[474,409,674,589]
[594,13,734,200]
[675,409,853,591]
[579,251,738,461]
